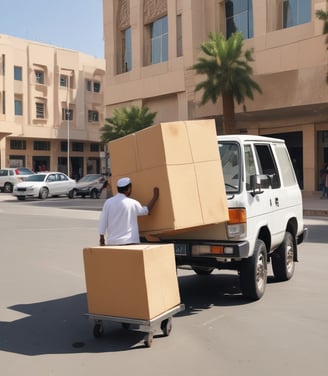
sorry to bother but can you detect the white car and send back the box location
[13,172,76,200]
[0,167,35,193]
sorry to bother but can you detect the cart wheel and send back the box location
[93,322,104,338]
[161,318,172,336]
[144,333,153,348]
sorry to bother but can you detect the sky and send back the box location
[0,0,104,58]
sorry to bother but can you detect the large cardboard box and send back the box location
[83,244,180,320]
[109,120,229,236]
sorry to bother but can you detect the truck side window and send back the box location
[254,144,280,189]
[244,145,256,191]
[273,143,298,187]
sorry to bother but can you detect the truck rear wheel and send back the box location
[272,231,295,281]
[240,239,267,301]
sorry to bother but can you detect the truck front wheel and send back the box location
[240,239,267,301]
[272,231,295,281]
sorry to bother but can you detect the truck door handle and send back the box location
[275,197,279,207]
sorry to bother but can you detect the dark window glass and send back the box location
[14,66,22,81]
[226,0,253,39]
[33,141,50,151]
[72,142,84,152]
[10,140,26,150]
[15,99,23,115]
[90,143,100,152]
[151,16,168,64]
[283,0,311,28]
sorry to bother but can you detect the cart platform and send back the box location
[86,304,185,347]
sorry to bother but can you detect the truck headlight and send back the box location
[227,208,246,239]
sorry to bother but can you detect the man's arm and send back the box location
[147,187,159,214]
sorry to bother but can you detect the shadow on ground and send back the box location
[0,273,264,355]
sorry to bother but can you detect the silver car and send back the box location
[12,172,76,200]
[68,174,107,199]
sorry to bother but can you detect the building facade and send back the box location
[103,0,328,193]
[0,34,106,179]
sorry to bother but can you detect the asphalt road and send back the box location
[0,195,327,376]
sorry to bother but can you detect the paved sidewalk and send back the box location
[302,192,328,217]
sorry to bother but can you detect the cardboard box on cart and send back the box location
[109,120,229,237]
[83,244,180,320]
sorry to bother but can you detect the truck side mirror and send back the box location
[250,174,267,197]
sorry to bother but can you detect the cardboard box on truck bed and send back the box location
[109,120,229,236]
[83,244,180,320]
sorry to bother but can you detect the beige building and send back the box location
[103,0,328,193]
[0,34,106,179]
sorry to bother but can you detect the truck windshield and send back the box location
[218,142,241,194]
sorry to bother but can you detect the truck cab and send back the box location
[161,135,307,301]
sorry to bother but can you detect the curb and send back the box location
[304,209,328,217]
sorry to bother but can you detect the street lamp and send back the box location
[67,75,70,177]
[66,72,72,177]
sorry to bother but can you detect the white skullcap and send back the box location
[117,177,131,188]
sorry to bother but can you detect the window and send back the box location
[72,142,84,152]
[176,15,183,57]
[86,79,92,91]
[254,144,280,189]
[60,75,68,87]
[151,16,168,64]
[14,66,22,81]
[35,70,45,84]
[93,81,101,93]
[122,27,132,72]
[34,141,50,151]
[61,141,68,152]
[88,110,99,122]
[283,0,311,28]
[10,140,26,150]
[244,144,257,190]
[14,97,23,116]
[62,108,73,120]
[90,143,100,152]
[36,102,45,118]
[226,0,253,39]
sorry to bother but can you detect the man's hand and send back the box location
[99,235,105,246]
[153,187,159,199]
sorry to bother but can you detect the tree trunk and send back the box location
[222,93,236,134]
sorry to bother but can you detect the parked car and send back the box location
[68,174,107,199]
[12,172,76,200]
[0,167,35,193]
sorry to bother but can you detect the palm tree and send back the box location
[316,1,328,83]
[192,32,262,134]
[100,105,157,143]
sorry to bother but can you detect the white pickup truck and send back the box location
[152,134,307,301]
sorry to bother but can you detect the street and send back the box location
[0,194,327,376]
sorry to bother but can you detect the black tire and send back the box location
[93,323,104,338]
[4,182,13,193]
[192,266,215,275]
[161,318,172,336]
[272,231,295,281]
[144,333,153,347]
[39,187,49,199]
[240,239,267,301]
[68,189,77,199]
[90,189,98,199]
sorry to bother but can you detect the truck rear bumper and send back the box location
[173,240,249,266]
